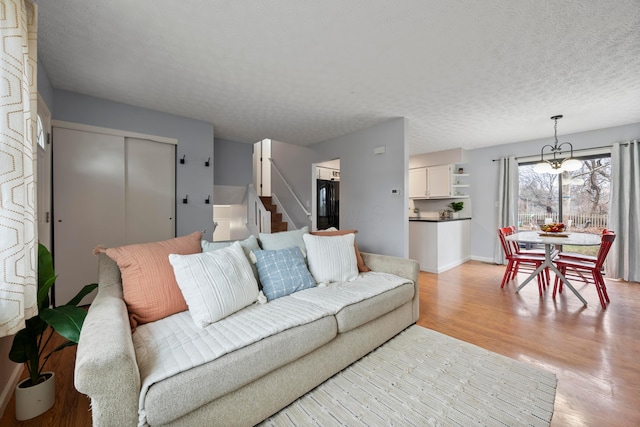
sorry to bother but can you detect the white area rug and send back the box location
[259,326,556,427]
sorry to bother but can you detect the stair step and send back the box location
[271,222,288,232]
[259,196,287,233]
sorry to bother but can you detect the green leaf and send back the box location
[8,329,35,364]
[64,283,98,307]
[49,340,76,354]
[40,306,87,343]
[37,243,57,309]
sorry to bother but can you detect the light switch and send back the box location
[374,146,386,155]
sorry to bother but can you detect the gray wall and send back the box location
[312,118,408,258]
[468,121,640,262]
[270,141,322,230]
[37,60,54,111]
[214,138,253,186]
[52,90,215,236]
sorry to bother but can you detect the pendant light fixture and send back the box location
[533,115,582,174]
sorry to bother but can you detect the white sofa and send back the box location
[75,248,419,426]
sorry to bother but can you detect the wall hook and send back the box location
[205,195,210,204]
[180,155,186,164]
[205,157,211,167]
[183,195,188,204]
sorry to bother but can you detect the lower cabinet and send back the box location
[409,219,471,273]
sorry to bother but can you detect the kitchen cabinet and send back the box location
[409,165,453,199]
[409,163,472,199]
[409,168,428,198]
[426,164,451,198]
[409,218,471,273]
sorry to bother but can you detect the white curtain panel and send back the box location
[606,141,640,282]
[0,0,38,338]
[494,157,519,264]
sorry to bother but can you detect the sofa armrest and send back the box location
[74,254,140,427]
[360,252,420,322]
[360,252,419,284]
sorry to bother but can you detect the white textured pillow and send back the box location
[303,233,358,284]
[169,241,259,328]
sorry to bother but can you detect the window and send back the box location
[518,155,611,255]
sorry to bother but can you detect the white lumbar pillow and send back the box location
[169,241,259,328]
[303,233,358,284]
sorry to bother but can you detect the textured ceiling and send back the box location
[36,0,640,154]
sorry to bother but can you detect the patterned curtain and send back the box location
[0,0,38,338]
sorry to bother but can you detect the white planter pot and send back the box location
[451,212,459,219]
[15,372,55,421]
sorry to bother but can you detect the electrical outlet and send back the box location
[391,189,402,196]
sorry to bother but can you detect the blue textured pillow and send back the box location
[253,246,316,301]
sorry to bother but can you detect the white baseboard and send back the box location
[471,255,496,264]
[0,364,22,418]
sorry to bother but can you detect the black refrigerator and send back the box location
[317,179,339,230]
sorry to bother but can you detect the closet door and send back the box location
[53,128,126,305]
[53,128,177,306]
[125,137,175,244]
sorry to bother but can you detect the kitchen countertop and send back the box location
[409,217,471,222]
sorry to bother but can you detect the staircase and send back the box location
[259,196,288,233]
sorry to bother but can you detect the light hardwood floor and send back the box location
[2,260,639,426]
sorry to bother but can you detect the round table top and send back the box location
[505,231,601,246]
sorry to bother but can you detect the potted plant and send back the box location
[9,243,97,420]
[449,201,464,219]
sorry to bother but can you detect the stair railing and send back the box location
[246,184,271,235]
[268,158,312,218]
[271,193,297,230]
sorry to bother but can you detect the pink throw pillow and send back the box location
[102,231,202,329]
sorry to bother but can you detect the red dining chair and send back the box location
[508,225,546,256]
[556,229,610,263]
[552,231,616,309]
[498,227,549,296]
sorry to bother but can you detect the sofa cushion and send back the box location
[169,242,259,328]
[303,233,358,283]
[259,226,309,254]
[290,271,414,333]
[253,247,316,301]
[310,229,371,272]
[102,231,202,329]
[143,316,337,425]
[133,295,334,426]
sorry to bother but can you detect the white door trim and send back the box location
[52,120,178,145]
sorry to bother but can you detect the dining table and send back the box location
[504,231,602,305]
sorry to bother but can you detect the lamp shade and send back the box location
[562,158,582,171]
[533,162,552,173]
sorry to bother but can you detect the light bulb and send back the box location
[562,158,582,171]
[548,167,563,174]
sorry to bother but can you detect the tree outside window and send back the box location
[517,155,610,255]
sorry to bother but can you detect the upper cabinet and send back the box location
[426,164,451,198]
[409,163,470,199]
[408,168,428,198]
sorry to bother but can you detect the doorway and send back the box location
[313,159,340,231]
